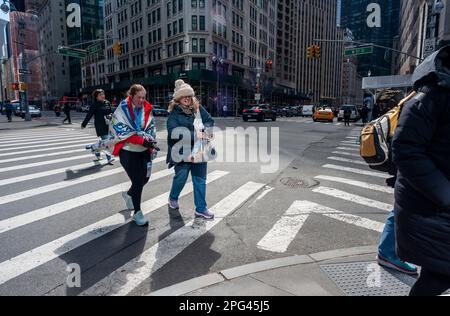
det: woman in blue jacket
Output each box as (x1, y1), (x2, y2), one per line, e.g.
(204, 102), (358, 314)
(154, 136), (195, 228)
(166, 80), (215, 219)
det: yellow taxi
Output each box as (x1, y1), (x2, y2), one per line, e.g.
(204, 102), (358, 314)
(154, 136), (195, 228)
(313, 107), (335, 122)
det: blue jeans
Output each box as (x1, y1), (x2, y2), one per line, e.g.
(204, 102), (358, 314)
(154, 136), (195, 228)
(169, 163), (207, 212)
(378, 210), (397, 259)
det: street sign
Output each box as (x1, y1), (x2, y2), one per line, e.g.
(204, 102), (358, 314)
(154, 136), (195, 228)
(423, 38), (436, 59)
(87, 42), (103, 54)
(19, 69), (32, 75)
(255, 93), (261, 101)
(57, 46), (87, 59)
(344, 46), (373, 57)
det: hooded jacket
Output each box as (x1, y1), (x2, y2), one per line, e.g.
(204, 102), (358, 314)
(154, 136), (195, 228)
(81, 100), (112, 137)
(392, 45), (450, 275)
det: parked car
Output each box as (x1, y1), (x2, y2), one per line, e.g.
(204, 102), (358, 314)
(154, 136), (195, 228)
(152, 105), (169, 116)
(337, 105), (360, 122)
(313, 107), (334, 122)
(301, 104), (316, 117)
(281, 107), (295, 117)
(243, 104), (277, 122)
(292, 106), (303, 116)
(20, 104), (42, 118)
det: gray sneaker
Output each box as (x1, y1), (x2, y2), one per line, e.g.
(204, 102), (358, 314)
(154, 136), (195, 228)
(133, 210), (149, 226)
(122, 192), (134, 210)
(168, 199), (179, 209)
(195, 208), (215, 220)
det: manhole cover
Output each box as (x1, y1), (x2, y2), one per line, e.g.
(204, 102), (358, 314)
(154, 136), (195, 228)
(280, 177), (319, 189)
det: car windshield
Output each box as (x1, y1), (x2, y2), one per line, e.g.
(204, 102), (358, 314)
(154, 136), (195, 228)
(341, 106), (355, 111)
(29, 106), (37, 110)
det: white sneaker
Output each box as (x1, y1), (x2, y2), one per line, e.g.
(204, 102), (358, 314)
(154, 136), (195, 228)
(122, 192), (134, 210)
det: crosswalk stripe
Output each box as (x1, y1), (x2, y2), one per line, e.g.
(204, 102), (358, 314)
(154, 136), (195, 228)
(327, 156), (366, 165)
(0, 141), (96, 157)
(295, 201), (384, 232)
(0, 154), (93, 173)
(0, 129), (77, 138)
(0, 135), (98, 150)
(0, 137), (98, 152)
(346, 136), (358, 139)
(323, 164), (389, 179)
(312, 186), (392, 212)
(336, 146), (359, 152)
(257, 200), (385, 254)
(82, 180), (264, 296)
(0, 160), (110, 187)
(314, 175), (394, 194)
(0, 133), (87, 143)
(340, 141), (360, 146)
(332, 151), (362, 158)
(257, 201), (309, 253)
(0, 162), (170, 234)
(0, 148), (86, 164)
(0, 170), (228, 286)
(0, 157), (166, 206)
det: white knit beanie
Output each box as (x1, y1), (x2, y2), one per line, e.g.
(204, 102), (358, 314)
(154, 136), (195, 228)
(173, 79), (195, 101)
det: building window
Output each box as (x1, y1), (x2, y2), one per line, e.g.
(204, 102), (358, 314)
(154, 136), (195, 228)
(192, 16), (198, 30)
(199, 16), (205, 30)
(192, 38), (198, 53)
(199, 38), (205, 53)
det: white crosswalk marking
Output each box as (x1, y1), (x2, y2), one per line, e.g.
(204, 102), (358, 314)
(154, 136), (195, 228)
(323, 164), (389, 178)
(256, 200), (385, 253)
(312, 186), (392, 212)
(314, 175), (394, 194)
(0, 141), (96, 157)
(0, 133), (88, 143)
(336, 146), (359, 152)
(82, 181), (265, 296)
(0, 157), (166, 206)
(332, 151), (361, 158)
(0, 148), (86, 164)
(327, 156), (366, 165)
(0, 154), (93, 173)
(0, 170), (228, 286)
(0, 136), (96, 150)
(0, 137), (98, 155)
(257, 202), (309, 253)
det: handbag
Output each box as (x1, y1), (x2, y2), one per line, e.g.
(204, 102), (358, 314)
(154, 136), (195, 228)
(190, 111), (217, 163)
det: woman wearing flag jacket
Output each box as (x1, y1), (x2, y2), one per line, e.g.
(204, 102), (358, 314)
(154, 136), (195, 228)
(110, 84), (159, 226)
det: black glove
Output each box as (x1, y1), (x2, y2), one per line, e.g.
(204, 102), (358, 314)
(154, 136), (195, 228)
(143, 139), (160, 152)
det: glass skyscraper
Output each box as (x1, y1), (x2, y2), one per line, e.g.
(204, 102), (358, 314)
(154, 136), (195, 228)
(340, 0), (400, 76)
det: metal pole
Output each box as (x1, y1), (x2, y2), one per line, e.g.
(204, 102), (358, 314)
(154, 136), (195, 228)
(19, 17), (30, 121)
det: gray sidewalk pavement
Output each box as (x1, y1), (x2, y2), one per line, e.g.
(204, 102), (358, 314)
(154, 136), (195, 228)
(148, 246), (423, 296)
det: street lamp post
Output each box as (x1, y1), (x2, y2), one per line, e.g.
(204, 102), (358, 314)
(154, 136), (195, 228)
(1, 0), (38, 122)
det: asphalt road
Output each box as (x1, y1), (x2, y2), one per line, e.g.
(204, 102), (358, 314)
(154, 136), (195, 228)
(0, 116), (391, 296)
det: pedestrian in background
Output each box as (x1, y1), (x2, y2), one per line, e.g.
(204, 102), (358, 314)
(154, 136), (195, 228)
(4, 100), (12, 123)
(82, 89), (115, 164)
(62, 102), (72, 124)
(392, 45), (450, 296)
(111, 84), (159, 227)
(343, 107), (351, 126)
(167, 79), (215, 220)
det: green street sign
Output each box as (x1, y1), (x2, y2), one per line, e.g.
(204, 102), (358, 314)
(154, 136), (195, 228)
(57, 46), (87, 59)
(87, 42), (103, 54)
(344, 46), (373, 56)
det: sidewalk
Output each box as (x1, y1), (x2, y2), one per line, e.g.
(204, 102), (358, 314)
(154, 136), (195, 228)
(148, 246), (422, 296)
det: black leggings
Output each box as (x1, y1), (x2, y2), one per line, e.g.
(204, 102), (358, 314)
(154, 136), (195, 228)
(410, 268), (450, 296)
(119, 149), (151, 213)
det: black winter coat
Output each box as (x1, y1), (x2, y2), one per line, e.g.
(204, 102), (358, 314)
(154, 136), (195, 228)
(392, 45), (450, 276)
(81, 100), (113, 137)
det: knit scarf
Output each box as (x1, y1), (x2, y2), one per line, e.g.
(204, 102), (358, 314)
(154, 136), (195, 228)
(178, 103), (195, 116)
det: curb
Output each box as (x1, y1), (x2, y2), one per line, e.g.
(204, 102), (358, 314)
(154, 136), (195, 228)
(148, 245), (377, 296)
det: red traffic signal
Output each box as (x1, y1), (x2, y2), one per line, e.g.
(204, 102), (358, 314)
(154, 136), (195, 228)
(11, 83), (19, 90)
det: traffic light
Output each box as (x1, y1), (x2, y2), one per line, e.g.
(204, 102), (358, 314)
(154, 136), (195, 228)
(11, 83), (19, 91)
(113, 41), (122, 56)
(314, 45), (321, 58)
(307, 45), (315, 58)
(265, 59), (273, 72)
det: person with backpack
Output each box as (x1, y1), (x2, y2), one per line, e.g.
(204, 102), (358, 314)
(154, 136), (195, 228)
(392, 45), (450, 296)
(81, 89), (115, 164)
(4, 100), (12, 123)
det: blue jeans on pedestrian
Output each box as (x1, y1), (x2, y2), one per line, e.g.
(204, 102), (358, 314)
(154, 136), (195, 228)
(169, 163), (208, 213)
(378, 210), (397, 259)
